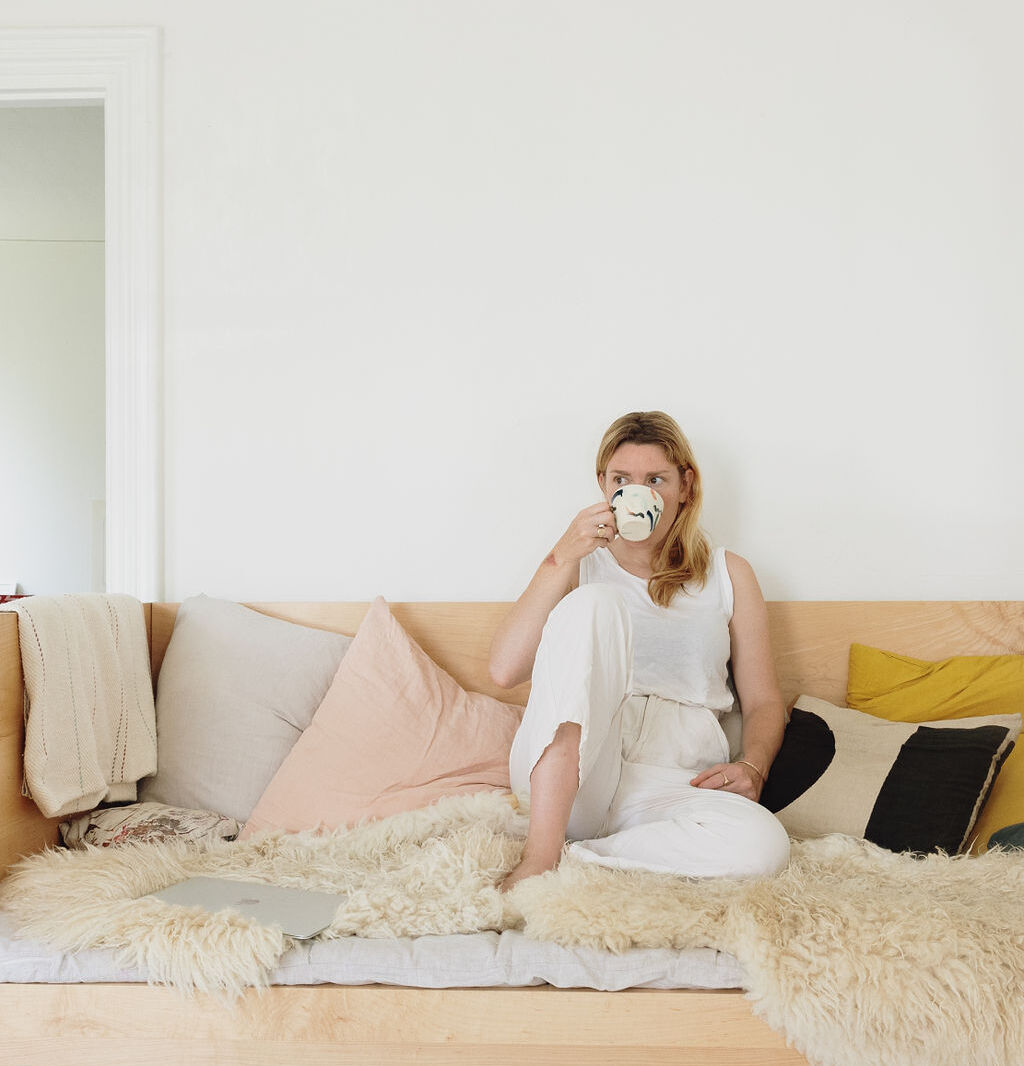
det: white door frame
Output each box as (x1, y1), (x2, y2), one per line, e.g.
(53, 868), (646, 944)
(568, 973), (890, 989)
(0, 27), (162, 600)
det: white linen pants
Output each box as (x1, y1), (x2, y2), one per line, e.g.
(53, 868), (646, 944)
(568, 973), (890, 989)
(509, 584), (791, 878)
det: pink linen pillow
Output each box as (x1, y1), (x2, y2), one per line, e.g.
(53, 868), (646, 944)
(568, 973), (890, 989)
(241, 597), (523, 838)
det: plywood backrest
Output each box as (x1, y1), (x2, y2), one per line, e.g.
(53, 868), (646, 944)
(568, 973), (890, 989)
(151, 600), (1024, 710)
(766, 601), (1024, 706)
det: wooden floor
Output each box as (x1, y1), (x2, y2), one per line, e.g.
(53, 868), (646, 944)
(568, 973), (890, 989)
(1, 984), (809, 1065)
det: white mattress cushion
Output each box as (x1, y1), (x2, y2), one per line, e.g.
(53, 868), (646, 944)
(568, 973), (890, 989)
(0, 908), (743, 990)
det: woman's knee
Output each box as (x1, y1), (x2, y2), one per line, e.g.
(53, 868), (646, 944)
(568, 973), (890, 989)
(532, 583), (633, 695)
(654, 796), (790, 879)
(545, 584), (632, 668)
(728, 804), (791, 878)
(548, 582), (630, 632)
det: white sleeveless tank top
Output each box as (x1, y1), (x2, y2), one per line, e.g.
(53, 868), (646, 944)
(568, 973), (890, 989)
(578, 544), (735, 714)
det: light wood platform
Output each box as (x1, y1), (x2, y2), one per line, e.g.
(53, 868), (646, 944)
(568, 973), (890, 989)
(1, 985), (807, 1065)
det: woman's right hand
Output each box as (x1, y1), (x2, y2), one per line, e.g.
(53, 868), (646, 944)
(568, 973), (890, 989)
(548, 501), (617, 569)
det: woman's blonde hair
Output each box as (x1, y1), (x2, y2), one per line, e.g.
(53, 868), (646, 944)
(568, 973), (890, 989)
(596, 411), (711, 606)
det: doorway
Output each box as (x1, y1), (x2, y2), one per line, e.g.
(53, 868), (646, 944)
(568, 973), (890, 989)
(0, 103), (105, 595)
(0, 28), (162, 599)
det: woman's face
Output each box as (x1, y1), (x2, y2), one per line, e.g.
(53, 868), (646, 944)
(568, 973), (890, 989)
(599, 442), (694, 547)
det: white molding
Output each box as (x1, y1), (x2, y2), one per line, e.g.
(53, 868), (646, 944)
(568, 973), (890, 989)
(0, 28), (163, 600)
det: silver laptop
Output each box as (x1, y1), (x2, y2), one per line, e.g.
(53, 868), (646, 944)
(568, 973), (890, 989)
(149, 876), (341, 940)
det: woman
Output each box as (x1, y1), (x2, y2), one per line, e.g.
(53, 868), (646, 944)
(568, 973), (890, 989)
(490, 411), (790, 892)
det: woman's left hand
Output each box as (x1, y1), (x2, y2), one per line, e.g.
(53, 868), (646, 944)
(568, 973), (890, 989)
(691, 761), (762, 802)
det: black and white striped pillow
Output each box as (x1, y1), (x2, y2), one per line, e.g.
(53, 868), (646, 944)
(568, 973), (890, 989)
(760, 695), (1021, 855)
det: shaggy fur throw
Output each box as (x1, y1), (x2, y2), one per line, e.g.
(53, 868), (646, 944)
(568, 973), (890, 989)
(3, 791), (1023, 1066)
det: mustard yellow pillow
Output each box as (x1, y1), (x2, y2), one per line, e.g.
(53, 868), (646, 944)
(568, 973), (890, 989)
(847, 644), (1024, 851)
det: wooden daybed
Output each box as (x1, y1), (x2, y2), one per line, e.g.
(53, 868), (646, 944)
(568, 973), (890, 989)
(2, 599), (1023, 1066)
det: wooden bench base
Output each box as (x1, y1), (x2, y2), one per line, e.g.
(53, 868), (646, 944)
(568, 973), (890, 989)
(0, 984), (807, 1065)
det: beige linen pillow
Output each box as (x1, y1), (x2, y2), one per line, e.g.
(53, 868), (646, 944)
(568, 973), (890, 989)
(139, 595), (352, 823)
(241, 597), (523, 838)
(761, 694), (1021, 854)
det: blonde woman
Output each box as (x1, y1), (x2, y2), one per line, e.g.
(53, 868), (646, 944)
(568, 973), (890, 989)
(491, 411), (790, 891)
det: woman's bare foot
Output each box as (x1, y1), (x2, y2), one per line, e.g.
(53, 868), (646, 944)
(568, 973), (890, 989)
(500, 722), (581, 893)
(499, 850), (560, 893)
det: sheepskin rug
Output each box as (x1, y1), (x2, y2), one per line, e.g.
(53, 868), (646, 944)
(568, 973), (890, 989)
(3, 791), (1024, 1066)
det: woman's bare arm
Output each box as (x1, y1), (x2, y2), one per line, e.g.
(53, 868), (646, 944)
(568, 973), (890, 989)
(691, 551), (785, 800)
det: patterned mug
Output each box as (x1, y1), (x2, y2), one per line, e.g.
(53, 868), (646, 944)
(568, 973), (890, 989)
(610, 485), (664, 542)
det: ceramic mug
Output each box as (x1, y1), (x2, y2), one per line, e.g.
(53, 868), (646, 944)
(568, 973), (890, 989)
(610, 485), (664, 542)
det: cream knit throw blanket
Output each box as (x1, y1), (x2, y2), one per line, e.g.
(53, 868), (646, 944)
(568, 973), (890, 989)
(3, 791), (1024, 1066)
(1, 594), (156, 817)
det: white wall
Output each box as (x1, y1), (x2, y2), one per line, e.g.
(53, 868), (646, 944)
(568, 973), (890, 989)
(0, 104), (105, 595)
(3, 2), (1021, 603)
